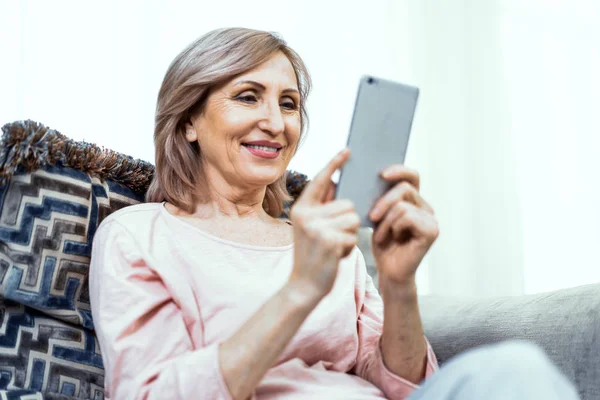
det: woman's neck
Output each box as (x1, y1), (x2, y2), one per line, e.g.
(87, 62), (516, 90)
(193, 197), (268, 221)
(191, 172), (271, 222)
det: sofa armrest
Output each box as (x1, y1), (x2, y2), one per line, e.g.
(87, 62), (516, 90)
(418, 283), (600, 399)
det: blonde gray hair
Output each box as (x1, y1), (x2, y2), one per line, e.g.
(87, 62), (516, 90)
(146, 27), (311, 217)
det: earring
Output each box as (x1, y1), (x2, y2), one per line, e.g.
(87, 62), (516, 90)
(186, 129), (196, 141)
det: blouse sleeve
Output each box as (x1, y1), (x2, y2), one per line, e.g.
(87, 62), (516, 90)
(89, 219), (234, 400)
(351, 249), (439, 400)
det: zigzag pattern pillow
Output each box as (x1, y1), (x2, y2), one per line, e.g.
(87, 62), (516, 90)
(0, 164), (144, 398)
(0, 165), (143, 328)
(0, 300), (104, 400)
(0, 120), (158, 399)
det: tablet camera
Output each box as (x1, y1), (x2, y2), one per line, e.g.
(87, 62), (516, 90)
(367, 77), (375, 84)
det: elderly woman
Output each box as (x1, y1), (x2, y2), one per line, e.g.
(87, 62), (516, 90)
(89, 28), (579, 400)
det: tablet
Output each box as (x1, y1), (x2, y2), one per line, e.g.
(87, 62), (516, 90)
(335, 76), (419, 228)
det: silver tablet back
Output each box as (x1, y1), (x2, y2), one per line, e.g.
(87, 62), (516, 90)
(335, 76), (419, 227)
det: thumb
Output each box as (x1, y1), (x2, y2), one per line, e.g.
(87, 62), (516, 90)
(299, 148), (349, 204)
(323, 180), (337, 203)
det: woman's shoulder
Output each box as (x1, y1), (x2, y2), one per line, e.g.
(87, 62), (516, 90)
(92, 202), (177, 270)
(96, 202), (162, 237)
(103, 201), (161, 221)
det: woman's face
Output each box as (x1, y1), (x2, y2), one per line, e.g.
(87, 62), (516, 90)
(187, 51), (301, 191)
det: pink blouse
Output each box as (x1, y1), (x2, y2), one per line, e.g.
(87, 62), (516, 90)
(89, 203), (438, 399)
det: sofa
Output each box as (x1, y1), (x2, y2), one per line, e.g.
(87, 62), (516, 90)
(0, 120), (597, 399)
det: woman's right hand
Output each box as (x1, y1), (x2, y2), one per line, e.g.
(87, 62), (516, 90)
(288, 148), (361, 301)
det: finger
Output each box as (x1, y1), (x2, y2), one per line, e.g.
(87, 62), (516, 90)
(391, 207), (437, 240)
(336, 231), (359, 258)
(370, 182), (422, 222)
(312, 199), (355, 218)
(337, 231), (359, 247)
(340, 238), (358, 258)
(375, 203), (439, 244)
(318, 229), (358, 257)
(325, 212), (361, 233)
(289, 199), (354, 228)
(420, 197), (435, 215)
(380, 165), (420, 190)
(299, 149), (350, 203)
(374, 201), (408, 243)
(323, 180), (337, 203)
(380, 210), (418, 245)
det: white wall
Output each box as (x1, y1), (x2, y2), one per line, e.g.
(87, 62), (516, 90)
(499, 1), (600, 294)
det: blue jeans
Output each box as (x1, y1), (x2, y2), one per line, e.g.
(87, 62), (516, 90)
(407, 341), (580, 399)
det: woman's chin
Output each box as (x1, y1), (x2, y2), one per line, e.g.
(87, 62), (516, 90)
(240, 167), (285, 187)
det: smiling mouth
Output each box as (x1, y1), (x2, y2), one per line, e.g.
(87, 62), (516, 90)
(241, 144), (281, 153)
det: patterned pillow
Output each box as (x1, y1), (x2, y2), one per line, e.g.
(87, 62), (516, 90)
(0, 300), (104, 400)
(0, 121), (153, 399)
(0, 120), (309, 399)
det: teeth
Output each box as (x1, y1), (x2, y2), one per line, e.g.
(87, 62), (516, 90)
(245, 144), (278, 152)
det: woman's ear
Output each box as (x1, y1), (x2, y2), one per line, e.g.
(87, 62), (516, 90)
(184, 120), (198, 143)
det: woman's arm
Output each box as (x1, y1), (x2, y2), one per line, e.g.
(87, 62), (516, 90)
(219, 280), (320, 399)
(90, 220), (321, 400)
(352, 250), (438, 400)
(362, 163), (440, 394)
(379, 278), (428, 384)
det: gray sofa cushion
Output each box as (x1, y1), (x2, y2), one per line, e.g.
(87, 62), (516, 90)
(419, 283), (600, 400)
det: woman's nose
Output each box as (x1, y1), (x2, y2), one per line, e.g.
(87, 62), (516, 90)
(257, 102), (285, 136)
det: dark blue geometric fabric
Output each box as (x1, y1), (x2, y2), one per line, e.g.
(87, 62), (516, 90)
(0, 166), (143, 398)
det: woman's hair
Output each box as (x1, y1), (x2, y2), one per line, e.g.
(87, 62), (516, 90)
(146, 27), (311, 217)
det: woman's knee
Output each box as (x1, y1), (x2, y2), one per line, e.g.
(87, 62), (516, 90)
(443, 340), (560, 380)
(417, 341), (579, 399)
(484, 340), (554, 372)
(408, 340), (579, 400)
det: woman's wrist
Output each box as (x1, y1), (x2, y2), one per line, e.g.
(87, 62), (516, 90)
(379, 275), (418, 304)
(282, 280), (323, 312)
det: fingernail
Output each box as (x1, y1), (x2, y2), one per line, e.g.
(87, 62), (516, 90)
(370, 208), (379, 220)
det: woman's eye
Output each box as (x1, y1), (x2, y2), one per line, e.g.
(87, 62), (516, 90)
(237, 94), (258, 103)
(281, 99), (297, 110)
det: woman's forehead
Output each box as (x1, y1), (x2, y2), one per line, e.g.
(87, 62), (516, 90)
(229, 53), (299, 91)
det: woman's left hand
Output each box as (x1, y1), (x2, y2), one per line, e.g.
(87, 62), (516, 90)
(369, 165), (439, 286)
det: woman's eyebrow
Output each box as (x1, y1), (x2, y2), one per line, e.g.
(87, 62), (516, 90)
(234, 80), (299, 95)
(282, 87), (300, 95)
